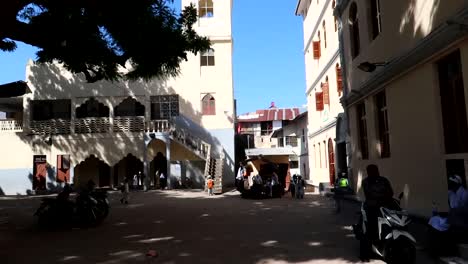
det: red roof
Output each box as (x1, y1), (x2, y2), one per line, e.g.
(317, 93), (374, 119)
(237, 108), (300, 123)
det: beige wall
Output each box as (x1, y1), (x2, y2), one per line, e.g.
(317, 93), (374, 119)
(299, 0), (344, 186)
(340, 0), (465, 94)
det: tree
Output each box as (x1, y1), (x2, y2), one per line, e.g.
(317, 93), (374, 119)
(0, 0), (211, 83)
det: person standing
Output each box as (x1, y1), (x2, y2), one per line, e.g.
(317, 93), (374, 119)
(120, 178), (130, 204)
(236, 162), (245, 192)
(206, 176), (215, 196)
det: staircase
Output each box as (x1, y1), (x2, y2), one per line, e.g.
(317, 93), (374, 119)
(146, 118), (226, 192)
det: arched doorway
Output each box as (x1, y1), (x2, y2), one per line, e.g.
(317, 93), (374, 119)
(74, 155), (111, 187)
(328, 138), (336, 185)
(113, 154), (144, 187)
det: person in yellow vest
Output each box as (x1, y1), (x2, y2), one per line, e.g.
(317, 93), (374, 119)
(334, 172), (353, 213)
(206, 176), (215, 196)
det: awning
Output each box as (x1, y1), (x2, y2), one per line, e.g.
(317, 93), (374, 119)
(0, 81), (31, 98)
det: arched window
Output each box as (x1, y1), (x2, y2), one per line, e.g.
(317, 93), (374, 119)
(348, 2), (360, 59)
(323, 20), (327, 49)
(114, 97), (145, 117)
(76, 98), (109, 118)
(202, 94), (216, 115)
(199, 0), (214, 18)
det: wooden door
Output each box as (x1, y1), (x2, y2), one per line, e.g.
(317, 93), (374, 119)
(33, 155), (47, 190)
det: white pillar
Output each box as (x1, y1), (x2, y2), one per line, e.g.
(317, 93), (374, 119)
(166, 139), (172, 189)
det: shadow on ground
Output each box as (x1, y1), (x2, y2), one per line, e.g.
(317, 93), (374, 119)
(0, 191), (431, 264)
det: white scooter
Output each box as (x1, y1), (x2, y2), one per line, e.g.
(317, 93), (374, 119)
(353, 192), (417, 264)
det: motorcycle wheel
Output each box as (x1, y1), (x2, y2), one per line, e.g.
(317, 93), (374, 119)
(384, 237), (416, 264)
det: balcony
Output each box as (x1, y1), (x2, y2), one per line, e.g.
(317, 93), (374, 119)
(114, 116), (145, 132)
(145, 120), (172, 133)
(0, 119), (23, 132)
(30, 119), (71, 134)
(74, 117), (110, 134)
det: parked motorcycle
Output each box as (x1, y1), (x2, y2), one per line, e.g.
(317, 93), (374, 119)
(34, 188), (109, 228)
(353, 192), (416, 264)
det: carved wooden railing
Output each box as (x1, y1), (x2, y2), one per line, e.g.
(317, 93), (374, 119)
(114, 116), (145, 132)
(145, 120), (172, 133)
(74, 117), (110, 134)
(30, 119), (71, 134)
(0, 119), (23, 132)
(169, 127), (211, 160)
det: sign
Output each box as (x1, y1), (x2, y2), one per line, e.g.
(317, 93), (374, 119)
(34, 155), (47, 163)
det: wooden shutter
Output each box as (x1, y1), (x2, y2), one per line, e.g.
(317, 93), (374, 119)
(336, 67), (343, 95)
(322, 82), (330, 105)
(313, 41), (321, 59)
(315, 91), (324, 111)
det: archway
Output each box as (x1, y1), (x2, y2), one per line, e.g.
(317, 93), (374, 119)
(113, 154), (144, 188)
(328, 138), (336, 185)
(74, 155), (111, 187)
(147, 139), (167, 188)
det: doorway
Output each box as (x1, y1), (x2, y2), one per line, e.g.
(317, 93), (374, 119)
(328, 138), (336, 185)
(33, 155), (47, 190)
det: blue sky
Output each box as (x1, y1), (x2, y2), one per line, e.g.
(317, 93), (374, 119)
(0, 0), (306, 115)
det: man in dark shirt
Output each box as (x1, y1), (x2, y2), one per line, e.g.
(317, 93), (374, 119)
(360, 164), (394, 260)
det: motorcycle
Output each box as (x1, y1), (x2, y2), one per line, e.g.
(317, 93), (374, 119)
(34, 188), (110, 228)
(353, 192), (416, 264)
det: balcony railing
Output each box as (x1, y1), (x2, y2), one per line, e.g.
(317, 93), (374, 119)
(145, 120), (172, 133)
(170, 128), (210, 160)
(30, 119), (71, 134)
(0, 119), (23, 132)
(75, 117), (110, 134)
(114, 116), (145, 132)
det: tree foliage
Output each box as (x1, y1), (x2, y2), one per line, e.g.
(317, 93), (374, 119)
(0, 0), (211, 82)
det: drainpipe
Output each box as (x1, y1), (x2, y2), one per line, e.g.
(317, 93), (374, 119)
(335, 2), (354, 189)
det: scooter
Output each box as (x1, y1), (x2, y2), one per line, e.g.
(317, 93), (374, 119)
(353, 192), (416, 264)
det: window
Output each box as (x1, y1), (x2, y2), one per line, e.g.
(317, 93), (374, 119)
(438, 50), (468, 154)
(332, 0), (338, 32)
(31, 100), (71, 120)
(198, 0), (213, 18)
(76, 98), (109, 118)
(315, 91), (324, 111)
(313, 30), (321, 60)
(313, 144), (316, 167)
(375, 91), (390, 157)
(323, 140), (327, 168)
(202, 94), (216, 115)
(114, 97), (145, 117)
(200, 49), (215, 66)
(318, 143), (322, 168)
(370, 0), (382, 39)
(323, 20), (327, 49)
(150, 95), (179, 120)
(284, 136), (298, 147)
(261, 121), (273, 135)
(323, 77), (330, 106)
(290, 161), (299, 169)
(336, 63), (343, 96)
(348, 2), (360, 59)
(357, 103), (369, 159)
(302, 129), (305, 143)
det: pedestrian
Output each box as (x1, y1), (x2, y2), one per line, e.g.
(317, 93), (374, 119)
(236, 162), (245, 192)
(159, 172), (167, 190)
(206, 176), (215, 196)
(120, 178), (130, 204)
(296, 175), (305, 199)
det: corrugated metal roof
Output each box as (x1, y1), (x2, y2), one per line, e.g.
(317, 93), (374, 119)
(237, 107), (300, 123)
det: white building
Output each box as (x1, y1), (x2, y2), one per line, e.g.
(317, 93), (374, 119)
(0, 0), (235, 195)
(295, 0), (348, 191)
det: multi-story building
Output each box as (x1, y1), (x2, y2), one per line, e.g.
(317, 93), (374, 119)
(270, 112), (309, 177)
(295, 0), (348, 190)
(335, 0), (468, 216)
(0, 0), (234, 195)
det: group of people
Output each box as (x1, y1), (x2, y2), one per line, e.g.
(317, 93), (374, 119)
(354, 164), (468, 260)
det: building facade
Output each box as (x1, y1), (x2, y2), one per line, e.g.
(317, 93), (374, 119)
(335, 0), (468, 216)
(296, 0), (347, 190)
(0, 0), (235, 195)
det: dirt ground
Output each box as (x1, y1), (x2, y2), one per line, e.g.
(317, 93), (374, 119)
(0, 190), (436, 264)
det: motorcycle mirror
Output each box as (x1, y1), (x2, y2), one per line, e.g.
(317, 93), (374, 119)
(398, 192), (404, 200)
